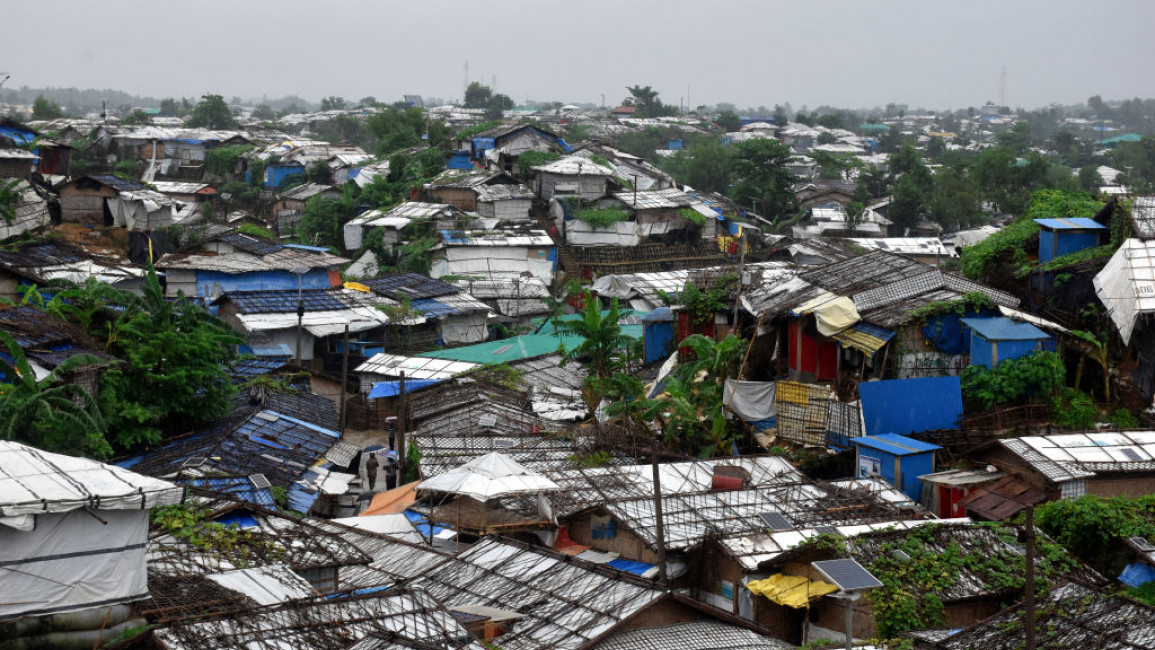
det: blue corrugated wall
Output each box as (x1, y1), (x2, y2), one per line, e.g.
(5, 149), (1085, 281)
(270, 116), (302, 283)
(643, 322), (675, 365)
(859, 376), (963, 435)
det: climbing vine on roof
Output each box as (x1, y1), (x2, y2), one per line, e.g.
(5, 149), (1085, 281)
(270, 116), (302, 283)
(960, 190), (1104, 282)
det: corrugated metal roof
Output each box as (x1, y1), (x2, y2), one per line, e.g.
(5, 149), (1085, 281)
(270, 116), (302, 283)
(1033, 217), (1106, 230)
(225, 289), (348, 314)
(852, 433), (941, 455)
(611, 188), (694, 210)
(960, 317), (1047, 341)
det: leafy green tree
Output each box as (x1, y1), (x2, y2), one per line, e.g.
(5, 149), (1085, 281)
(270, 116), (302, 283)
(995, 121), (1033, 155)
(1069, 329), (1111, 402)
(623, 85), (675, 118)
(715, 111), (742, 132)
(662, 139), (733, 194)
(186, 94), (237, 129)
(367, 106), (450, 155)
(484, 93), (514, 120)
(619, 334), (747, 458)
(120, 109), (152, 126)
(925, 136), (946, 161)
(0, 331), (110, 457)
(296, 185), (357, 249)
(464, 82), (492, 109)
(1077, 165), (1103, 192)
(99, 266), (239, 449)
(729, 139), (798, 222)
(251, 104), (276, 121)
(319, 96), (347, 111)
(558, 295), (632, 381)
(159, 98), (181, 117)
(928, 166), (982, 230)
(32, 95), (64, 120)
(1112, 136), (1155, 193)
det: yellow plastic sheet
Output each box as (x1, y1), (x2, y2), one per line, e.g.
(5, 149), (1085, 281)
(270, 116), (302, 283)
(746, 573), (838, 608)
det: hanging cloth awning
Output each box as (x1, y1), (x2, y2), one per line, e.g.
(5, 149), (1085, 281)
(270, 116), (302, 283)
(832, 321), (895, 355)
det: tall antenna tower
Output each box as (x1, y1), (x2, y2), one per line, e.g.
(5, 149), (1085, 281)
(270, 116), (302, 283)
(491, 74), (496, 92)
(463, 60), (469, 99)
(999, 65), (1006, 107)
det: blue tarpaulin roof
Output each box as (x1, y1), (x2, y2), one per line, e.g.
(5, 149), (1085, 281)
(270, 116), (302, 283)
(852, 433), (941, 456)
(213, 511), (260, 528)
(1033, 218), (1106, 230)
(642, 307), (675, 323)
(607, 559), (655, 576)
(960, 317), (1047, 341)
(859, 376), (963, 436)
(368, 378), (445, 400)
(1120, 562), (1155, 587)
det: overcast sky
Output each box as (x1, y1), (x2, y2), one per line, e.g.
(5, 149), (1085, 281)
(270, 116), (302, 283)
(4, 0), (1152, 111)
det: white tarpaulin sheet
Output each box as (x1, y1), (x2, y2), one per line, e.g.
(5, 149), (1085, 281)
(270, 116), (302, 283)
(416, 452), (561, 501)
(794, 293), (860, 336)
(0, 509), (150, 620)
(205, 564), (315, 605)
(723, 379), (777, 422)
(0, 441), (182, 525)
(1094, 239), (1155, 344)
(441, 313), (489, 345)
(567, 220), (641, 247)
(331, 514), (423, 544)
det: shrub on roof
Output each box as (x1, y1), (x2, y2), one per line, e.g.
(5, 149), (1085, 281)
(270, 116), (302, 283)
(574, 208), (628, 229)
(960, 189), (1103, 282)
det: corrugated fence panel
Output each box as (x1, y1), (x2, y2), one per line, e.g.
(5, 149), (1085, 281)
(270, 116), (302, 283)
(858, 376), (962, 436)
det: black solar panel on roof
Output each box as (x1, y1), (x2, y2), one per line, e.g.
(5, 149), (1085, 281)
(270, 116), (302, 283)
(814, 525), (842, 536)
(365, 273), (459, 300)
(227, 289), (347, 314)
(218, 232), (283, 256)
(1121, 448), (1144, 461)
(812, 558), (884, 591)
(759, 512), (793, 531)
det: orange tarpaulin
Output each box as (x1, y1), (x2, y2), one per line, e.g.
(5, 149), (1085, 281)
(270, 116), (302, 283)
(359, 481), (420, 516)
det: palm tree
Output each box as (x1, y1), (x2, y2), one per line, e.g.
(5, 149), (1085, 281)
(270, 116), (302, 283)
(1070, 329), (1110, 403)
(558, 295), (631, 380)
(0, 330), (110, 457)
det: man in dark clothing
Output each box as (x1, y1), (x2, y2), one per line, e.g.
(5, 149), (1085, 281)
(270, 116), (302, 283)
(365, 453), (379, 491)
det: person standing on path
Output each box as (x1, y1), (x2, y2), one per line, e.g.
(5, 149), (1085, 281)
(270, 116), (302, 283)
(365, 452), (379, 491)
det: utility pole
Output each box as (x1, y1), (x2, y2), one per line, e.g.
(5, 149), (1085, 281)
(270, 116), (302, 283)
(1024, 505), (1037, 650)
(732, 232), (746, 326)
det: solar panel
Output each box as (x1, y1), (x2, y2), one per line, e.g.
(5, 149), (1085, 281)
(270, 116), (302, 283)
(891, 549), (911, 562)
(814, 526), (842, 536)
(1131, 536), (1155, 552)
(812, 558), (884, 591)
(478, 414), (498, 427)
(1121, 448), (1144, 461)
(759, 512), (793, 531)
(181, 456), (208, 469)
(249, 474), (272, 489)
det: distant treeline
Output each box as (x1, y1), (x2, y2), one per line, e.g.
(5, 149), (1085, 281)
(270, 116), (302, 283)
(0, 86), (314, 116)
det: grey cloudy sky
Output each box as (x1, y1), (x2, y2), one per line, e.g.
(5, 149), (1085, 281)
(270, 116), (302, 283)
(4, 0), (1153, 110)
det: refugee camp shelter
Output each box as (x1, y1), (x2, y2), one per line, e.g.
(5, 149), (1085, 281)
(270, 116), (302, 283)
(1034, 217), (1106, 263)
(0, 441), (183, 620)
(960, 317), (1048, 368)
(851, 434), (941, 501)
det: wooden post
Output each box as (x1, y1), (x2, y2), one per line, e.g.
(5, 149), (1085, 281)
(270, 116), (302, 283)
(397, 372), (407, 487)
(339, 324), (350, 431)
(651, 443), (668, 582)
(1025, 505), (1037, 650)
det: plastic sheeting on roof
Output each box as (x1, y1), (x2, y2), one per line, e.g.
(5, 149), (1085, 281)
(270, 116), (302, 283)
(0, 440), (182, 529)
(1094, 238), (1155, 344)
(723, 379), (777, 422)
(416, 452), (561, 501)
(331, 514), (424, 544)
(792, 293), (860, 336)
(205, 564), (315, 605)
(746, 573), (838, 608)
(368, 378), (445, 400)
